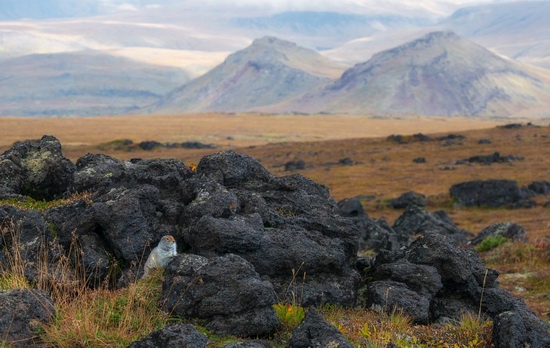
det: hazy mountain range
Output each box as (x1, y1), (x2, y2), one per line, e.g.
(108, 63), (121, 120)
(0, 0), (549, 117)
(153, 33), (550, 117)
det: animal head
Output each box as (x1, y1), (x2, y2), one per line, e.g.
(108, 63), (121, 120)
(159, 235), (177, 256)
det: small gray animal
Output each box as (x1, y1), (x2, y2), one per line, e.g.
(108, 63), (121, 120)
(142, 235), (177, 278)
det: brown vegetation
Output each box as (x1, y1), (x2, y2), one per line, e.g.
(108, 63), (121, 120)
(1, 113), (549, 332)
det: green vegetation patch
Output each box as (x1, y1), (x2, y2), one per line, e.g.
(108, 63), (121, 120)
(476, 235), (508, 252)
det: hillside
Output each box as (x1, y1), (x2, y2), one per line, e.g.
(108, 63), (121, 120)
(280, 31), (550, 117)
(150, 37), (345, 114)
(441, 1), (550, 69)
(0, 51), (190, 116)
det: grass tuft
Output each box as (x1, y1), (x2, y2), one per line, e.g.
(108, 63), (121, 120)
(0, 191), (92, 212)
(1, 220), (172, 347)
(475, 235), (508, 252)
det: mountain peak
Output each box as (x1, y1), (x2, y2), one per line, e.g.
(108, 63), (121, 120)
(251, 36), (297, 48)
(152, 37), (344, 113)
(284, 31), (549, 117)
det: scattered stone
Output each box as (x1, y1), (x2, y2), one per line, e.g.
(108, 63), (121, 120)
(437, 134), (465, 141)
(386, 133), (432, 144)
(179, 141), (216, 149)
(413, 133), (433, 142)
(128, 324), (207, 348)
(470, 222), (527, 245)
(461, 152), (523, 165)
(223, 341), (273, 348)
(387, 134), (404, 144)
(139, 140), (216, 151)
(478, 138), (492, 144)
(289, 308), (354, 348)
(450, 180), (534, 208)
(139, 141), (163, 151)
(413, 157), (426, 163)
(338, 157), (354, 166)
(337, 198), (366, 218)
(389, 191), (426, 209)
(528, 181), (550, 195)
(0, 288), (56, 346)
(498, 123), (523, 129)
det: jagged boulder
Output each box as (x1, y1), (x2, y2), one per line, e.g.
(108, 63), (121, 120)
(0, 206), (68, 284)
(127, 324), (207, 348)
(285, 160), (306, 171)
(462, 152), (523, 165)
(450, 179), (534, 208)
(180, 151), (360, 306)
(469, 222), (527, 245)
(493, 310), (550, 348)
(160, 253), (280, 337)
(392, 205), (470, 245)
(389, 191), (426, 209)
(337, 198), (408, 252)
(337, 198), (366, 218)
(528, 181), (550, 195)
(223, 342), (273, 348)
(367, 280), (432, 324)
(74, 155), (192, 198)
(92, 185), (179, 265)
(289, 308), (354, 348)
(197, 150), (273, 188)
(0, 288), (55, 346)
(0, 135), (75, 200)
(44, 200), (113, 286)
(360, 233), (550, 344)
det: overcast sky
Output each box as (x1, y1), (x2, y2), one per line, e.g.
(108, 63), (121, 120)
(106, 0), (524, 16)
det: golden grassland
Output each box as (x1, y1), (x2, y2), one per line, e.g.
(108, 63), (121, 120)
(1, 113), (549, 346)
(0, 113), (503, 159)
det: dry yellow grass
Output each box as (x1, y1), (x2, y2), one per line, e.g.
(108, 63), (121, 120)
(0, 113), (502, 159)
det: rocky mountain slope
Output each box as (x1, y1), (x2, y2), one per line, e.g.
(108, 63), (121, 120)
(0, 51), (190, 116)
(441, 1), (550, 69)
(279, 31), (550, 117)
(150, 36), (345, 114)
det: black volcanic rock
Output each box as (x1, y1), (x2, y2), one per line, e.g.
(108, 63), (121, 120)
(359, 232), (550, 342)
(337, 198), (366, 218)
(289, 308), (354, 348)
(528, 181), (550, 195)
(128, 324), (207, 348)
(470, 222), (527, 245)
(0, 289), (56, 346)
(160, 254), (280, 337)
(450, 180), (534, 208)
(390, 191), (427, 209)
(392, 204), (470, 245)
(461, 152), (523, 165)
(0, 135), (75, 200)
(285, 160), (306, 171)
